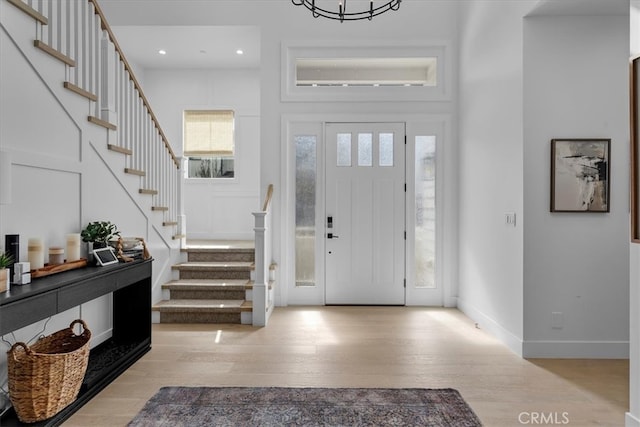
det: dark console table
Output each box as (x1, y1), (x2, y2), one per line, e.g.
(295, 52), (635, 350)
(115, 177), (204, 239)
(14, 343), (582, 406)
(0, 258), (152, 426)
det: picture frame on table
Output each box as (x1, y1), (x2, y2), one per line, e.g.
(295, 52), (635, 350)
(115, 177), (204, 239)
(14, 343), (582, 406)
(93, 246), (119, 266)
(550, 138), (610, 213)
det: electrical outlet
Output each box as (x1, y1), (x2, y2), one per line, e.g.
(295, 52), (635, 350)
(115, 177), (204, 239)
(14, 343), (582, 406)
(505, 212), (516, 226)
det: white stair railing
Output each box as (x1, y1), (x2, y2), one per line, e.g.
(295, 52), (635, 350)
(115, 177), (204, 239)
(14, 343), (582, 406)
(252, 184), (274, 327)
(11, 0), (180, 228)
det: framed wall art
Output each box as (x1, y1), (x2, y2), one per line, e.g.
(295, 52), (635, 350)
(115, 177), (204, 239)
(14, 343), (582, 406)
(631, 55), (640, 241)
(550, 138), (610, 213)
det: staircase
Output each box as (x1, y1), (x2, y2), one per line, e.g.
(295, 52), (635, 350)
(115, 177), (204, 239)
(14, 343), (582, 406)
(3, 0), (182, 239)
(3, 0), (276, 327)
(152, 241), (256, 325)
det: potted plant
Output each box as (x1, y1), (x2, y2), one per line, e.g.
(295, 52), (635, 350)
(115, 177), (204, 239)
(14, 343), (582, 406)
(81, 221), (120, 246)
(0, 251), (14, 292)
(81, 221), (120, 262)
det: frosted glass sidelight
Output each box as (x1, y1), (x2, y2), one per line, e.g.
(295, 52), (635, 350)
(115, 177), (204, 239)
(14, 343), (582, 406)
(337, 133), (352, 166)
(358, 133), (373, 166)
(415, 136), (436, 288)
(379, 133), (394, 166)
(295, 135), (317, 287)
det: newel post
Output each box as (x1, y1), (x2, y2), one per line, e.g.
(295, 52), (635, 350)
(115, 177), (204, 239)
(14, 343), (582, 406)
(178, 157), (186, 248)
(252, 211), (268, 326)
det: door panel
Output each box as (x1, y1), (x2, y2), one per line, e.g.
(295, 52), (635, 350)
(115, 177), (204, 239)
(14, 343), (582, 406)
(325, 123), (405, 305)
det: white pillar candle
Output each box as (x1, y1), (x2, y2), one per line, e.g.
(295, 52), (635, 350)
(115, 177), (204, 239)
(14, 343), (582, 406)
(66, 233), (81, 262)
(27, 238), (44, 270)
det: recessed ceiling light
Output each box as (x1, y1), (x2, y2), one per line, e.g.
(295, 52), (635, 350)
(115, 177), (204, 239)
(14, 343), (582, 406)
(236, 49), (244, 55)
(158, 49), (167, 55)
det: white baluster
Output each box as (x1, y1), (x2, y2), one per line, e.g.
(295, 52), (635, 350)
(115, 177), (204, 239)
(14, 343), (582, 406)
(92, 11), (101, 118)
(87, 1), (95, 97)
(44, 0), (53, 46)
(64, 0), (73, 82)
(100, 30), (117, 126)
(55, 0), (62, 53)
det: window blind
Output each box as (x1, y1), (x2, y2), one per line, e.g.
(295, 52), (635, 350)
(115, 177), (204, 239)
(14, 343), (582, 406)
(184, 110), (234, 156)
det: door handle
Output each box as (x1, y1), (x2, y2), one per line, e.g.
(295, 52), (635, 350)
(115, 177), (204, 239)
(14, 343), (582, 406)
(327, 233), (339, 239)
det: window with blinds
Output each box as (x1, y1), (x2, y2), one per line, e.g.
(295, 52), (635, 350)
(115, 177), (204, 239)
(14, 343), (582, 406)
(183, 110), (235, 178)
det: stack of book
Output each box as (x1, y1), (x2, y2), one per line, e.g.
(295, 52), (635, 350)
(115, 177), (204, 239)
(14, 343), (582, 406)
(109, 238), (145, 261)
(121, 246), (145, 261)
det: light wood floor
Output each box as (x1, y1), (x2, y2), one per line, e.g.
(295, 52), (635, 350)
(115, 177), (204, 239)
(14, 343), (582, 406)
(66, 307), (628, 426)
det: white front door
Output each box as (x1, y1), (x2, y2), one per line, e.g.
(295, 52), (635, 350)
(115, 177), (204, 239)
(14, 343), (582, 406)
(325, 123), (406, 305)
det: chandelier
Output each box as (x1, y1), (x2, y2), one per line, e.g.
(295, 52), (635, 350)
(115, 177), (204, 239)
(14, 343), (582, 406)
(291, 0), (402, 22)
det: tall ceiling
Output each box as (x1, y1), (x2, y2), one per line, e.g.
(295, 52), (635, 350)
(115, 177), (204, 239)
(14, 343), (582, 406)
(104, 0), (629, 71)
(529, 0), (629, 16)
(111, 25), (261, 69)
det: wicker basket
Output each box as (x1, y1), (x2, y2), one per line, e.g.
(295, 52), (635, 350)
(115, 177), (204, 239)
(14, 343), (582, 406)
(7, 319), (91, 423)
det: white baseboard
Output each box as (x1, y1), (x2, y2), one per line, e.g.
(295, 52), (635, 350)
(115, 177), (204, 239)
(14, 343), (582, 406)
(457, 297), (523, 357)
(627, 412), (640, 427)
(523, 340), (629, 359)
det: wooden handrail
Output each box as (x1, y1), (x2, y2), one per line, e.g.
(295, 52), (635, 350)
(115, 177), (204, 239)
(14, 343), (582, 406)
(262, 184), (274, 212)
(88, 0), (179, 169)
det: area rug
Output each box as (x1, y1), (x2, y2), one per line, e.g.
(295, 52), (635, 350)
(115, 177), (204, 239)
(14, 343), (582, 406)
(127, 387), (482, 426)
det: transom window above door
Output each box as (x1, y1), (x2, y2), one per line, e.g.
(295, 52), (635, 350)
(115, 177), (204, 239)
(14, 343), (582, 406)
(295, 57), (436, 87)
(282, 42), (451, 102)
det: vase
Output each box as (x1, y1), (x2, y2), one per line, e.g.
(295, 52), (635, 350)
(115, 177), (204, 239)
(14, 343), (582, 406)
(0, 268), (8, 292)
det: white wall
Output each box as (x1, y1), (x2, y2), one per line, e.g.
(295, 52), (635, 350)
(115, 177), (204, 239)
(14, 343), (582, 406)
(0, 1), (179, 411)
(141, 69), (261, 240)
(523, 14), (630, 358)
(629, 1), (640, 424)
(457, 1), (535, 355)
(95, 0), (634, 377)
(101, 0), (461, 306)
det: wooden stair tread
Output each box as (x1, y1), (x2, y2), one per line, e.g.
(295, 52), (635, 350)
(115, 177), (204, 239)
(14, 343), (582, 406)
(140, 188), (158, 195)
(163, 279), (249, 291)
(246, 280), (276, 290)
(34, 40), (75, 66)
(88, 115), (117, 130)
(64, 82), (98, 101)
(124, 167), (145, 176)
(172, 262), (253, 271)
(163, 221), (178, 226)
(181, 247), (254, 254)
(7, 0), (48, 24)
(183, 240), (254, 251)
(107, 144), (132, 155)
(152, 206), (168, 211)
(153, 299), (252, 312)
